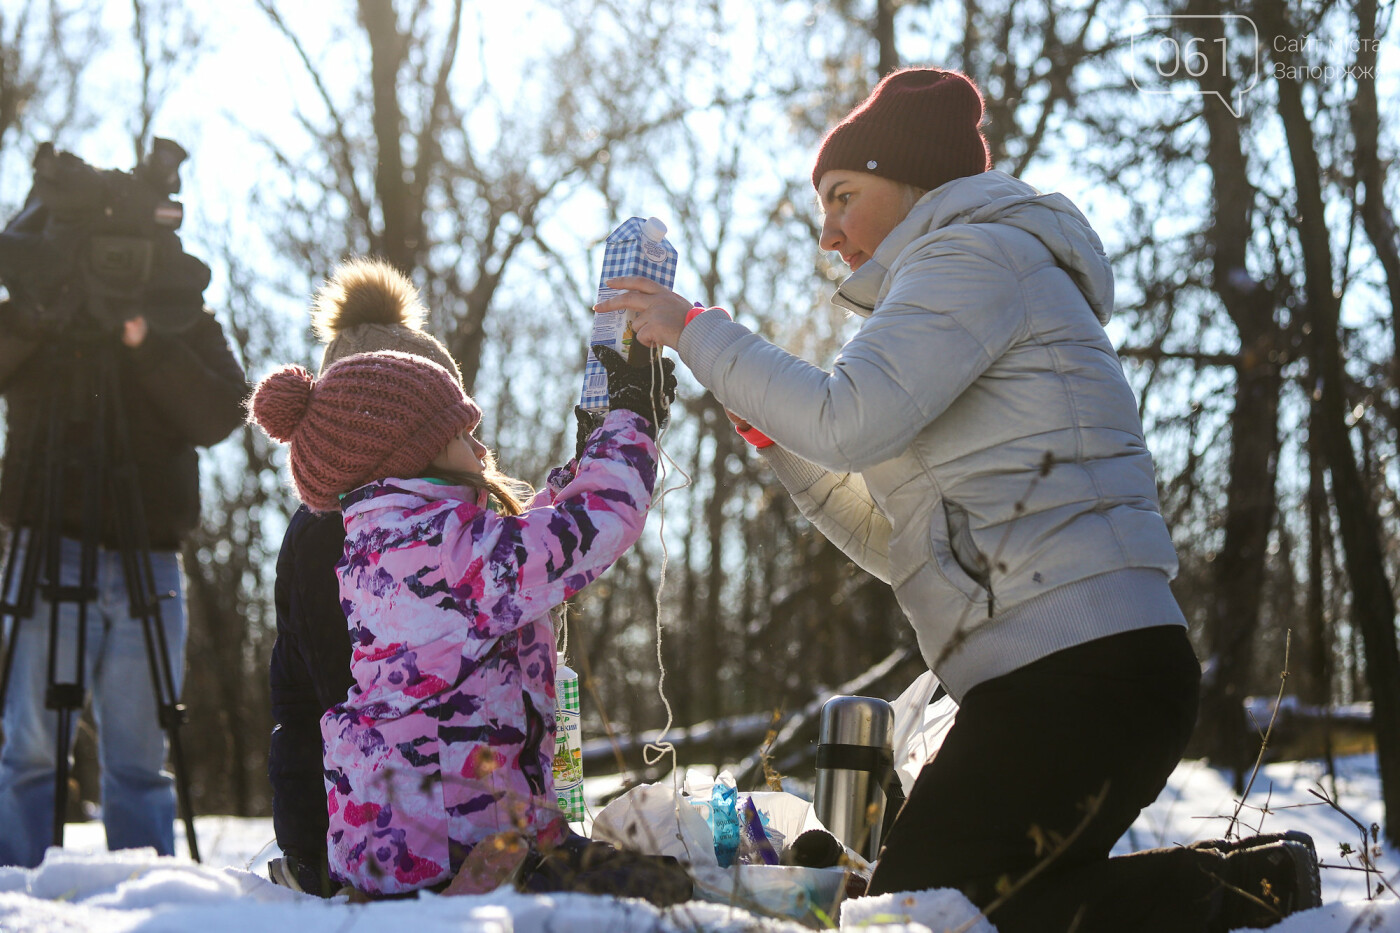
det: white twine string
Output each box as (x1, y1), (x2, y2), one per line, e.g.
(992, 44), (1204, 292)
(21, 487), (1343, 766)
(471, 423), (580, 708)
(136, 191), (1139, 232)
(639, 347), (698, 862)
(641, 348), (691, 773)
(563, 348), (693, 831)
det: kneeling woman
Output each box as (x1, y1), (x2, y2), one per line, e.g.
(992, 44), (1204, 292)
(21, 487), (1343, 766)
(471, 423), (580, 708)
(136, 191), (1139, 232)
(597, 68), (1319, 932)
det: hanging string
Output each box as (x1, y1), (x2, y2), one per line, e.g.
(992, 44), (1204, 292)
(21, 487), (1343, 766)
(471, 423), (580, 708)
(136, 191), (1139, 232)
(641, 346), (691, 774)
(560, 345), (693, 832)
(636, 345), (700, 864)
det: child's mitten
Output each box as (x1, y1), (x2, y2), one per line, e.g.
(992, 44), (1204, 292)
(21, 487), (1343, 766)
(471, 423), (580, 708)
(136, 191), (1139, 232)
(591, 344), (677, 432)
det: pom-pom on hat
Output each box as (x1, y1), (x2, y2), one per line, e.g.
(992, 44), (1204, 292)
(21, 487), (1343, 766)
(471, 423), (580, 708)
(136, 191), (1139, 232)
(312, 257), (463, 384)
(811, 68), (991, 193)
(248, 350), (481, 512)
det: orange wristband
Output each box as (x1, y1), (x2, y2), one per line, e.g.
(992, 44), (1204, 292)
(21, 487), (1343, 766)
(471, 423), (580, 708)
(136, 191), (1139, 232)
(737, 424), (774, 449)
(685, 303), (731, 327)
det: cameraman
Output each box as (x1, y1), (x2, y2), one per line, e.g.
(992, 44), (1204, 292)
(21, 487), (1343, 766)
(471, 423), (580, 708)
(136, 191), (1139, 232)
(0, 303), (247, 867)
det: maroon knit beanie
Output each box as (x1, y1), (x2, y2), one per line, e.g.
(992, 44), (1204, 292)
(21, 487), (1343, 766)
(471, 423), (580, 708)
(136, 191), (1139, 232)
(811, 68), (991, 193)
(248, 350), (482, 512)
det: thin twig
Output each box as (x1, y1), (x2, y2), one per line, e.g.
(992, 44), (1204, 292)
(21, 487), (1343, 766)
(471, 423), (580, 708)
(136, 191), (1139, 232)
(1228, 632), (1291, 840)
(1343, 869), (1400, 933)
(1308, 783), (1397, 901)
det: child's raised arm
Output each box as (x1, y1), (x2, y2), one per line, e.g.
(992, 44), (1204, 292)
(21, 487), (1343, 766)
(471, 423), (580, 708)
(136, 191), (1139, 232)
(437, 408), (658, 642)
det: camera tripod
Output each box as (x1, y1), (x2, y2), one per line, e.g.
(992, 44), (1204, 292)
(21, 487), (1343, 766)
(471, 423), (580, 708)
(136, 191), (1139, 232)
(0, 329), (200, 862)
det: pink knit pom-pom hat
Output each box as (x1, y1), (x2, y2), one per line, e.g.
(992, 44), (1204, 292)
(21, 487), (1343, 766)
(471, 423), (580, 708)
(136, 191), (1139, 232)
(248, 350), (481, 512)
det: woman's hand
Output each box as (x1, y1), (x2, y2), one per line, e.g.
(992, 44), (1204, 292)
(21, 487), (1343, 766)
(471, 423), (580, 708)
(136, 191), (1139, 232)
(726, 407), (773, 449)
(592, 276), (691, 350)
(725, 409), (753, 432)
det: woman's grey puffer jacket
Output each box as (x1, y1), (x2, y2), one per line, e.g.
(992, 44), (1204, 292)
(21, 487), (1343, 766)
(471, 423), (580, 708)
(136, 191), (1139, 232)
(677, 171), (1186, 702)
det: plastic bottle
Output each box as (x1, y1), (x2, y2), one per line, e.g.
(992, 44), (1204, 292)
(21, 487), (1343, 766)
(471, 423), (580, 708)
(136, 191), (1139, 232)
(579, 216), (678, 412)
(553, 652), (585, 822)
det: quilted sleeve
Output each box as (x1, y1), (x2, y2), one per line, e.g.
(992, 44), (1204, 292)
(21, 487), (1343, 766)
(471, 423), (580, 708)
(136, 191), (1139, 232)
(762, 446), (893, 583)
(680, 239), (1025, 473)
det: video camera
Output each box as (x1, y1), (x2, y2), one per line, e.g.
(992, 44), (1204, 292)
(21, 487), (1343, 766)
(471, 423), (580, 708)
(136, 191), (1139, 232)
(0, 138), (211, 336)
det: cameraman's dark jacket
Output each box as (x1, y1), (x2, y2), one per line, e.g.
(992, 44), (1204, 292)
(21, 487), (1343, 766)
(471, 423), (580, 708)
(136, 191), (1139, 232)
(269, 504), (353, 894)
(0, 303), (248, 549)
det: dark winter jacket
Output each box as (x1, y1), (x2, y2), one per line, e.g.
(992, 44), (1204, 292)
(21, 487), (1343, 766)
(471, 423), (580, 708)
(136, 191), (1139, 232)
(0, 303), (248, 549)
(268, 504), (354, 892)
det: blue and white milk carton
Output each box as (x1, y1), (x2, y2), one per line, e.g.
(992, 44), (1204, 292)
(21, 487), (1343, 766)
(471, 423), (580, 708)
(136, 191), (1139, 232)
(580, 216), (678, 412)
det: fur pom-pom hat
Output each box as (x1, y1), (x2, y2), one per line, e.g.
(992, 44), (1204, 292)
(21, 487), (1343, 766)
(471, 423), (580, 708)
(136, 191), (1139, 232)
(312, 257), (463, 384)
(811, 68), (991, 193)
(249, 350), (481, 512)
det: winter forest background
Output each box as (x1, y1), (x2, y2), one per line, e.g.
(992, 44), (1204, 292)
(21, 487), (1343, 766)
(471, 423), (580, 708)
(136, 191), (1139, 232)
(2, 0), (1399, 851)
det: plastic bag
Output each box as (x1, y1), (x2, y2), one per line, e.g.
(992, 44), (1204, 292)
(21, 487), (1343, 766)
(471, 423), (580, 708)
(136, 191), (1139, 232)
(689, 792), (864, 920)
(889, 669), (959, 796)
(591, 781), (717, 866)
(692, 863), (849, 922)
(590, 779), (867, 864)
(738, 797), (781, 865)
(709, 779), (741, 867)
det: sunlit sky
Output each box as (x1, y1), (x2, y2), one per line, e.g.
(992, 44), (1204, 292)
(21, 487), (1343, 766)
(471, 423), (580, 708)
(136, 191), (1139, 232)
(6, 2), (578, 319)
(5, 0), (1398, 569)
(10, 0), (1398, 339)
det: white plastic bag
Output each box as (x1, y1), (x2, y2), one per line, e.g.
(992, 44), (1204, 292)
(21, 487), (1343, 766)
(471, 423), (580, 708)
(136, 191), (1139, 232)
(591, 781), (717, 866)
(888, 670), (959, 796)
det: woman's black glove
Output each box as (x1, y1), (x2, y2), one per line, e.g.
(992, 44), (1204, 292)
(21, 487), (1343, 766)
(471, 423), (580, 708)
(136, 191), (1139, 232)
(591, 344), (677, 432)
(574, 405), (605, 460)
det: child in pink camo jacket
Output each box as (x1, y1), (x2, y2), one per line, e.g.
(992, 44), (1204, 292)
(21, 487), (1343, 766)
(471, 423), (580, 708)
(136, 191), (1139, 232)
(248, 344), (674, 896)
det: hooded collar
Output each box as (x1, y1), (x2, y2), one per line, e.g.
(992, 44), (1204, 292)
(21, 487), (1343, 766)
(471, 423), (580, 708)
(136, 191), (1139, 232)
(832, 170), (1115, 324)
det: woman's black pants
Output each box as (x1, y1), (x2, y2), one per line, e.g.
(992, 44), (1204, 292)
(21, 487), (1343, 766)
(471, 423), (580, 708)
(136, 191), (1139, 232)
(868, 625), (1229, 933)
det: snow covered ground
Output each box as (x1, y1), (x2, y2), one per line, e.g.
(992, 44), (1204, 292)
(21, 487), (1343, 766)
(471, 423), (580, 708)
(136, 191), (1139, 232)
(0, 755), (1396, 932)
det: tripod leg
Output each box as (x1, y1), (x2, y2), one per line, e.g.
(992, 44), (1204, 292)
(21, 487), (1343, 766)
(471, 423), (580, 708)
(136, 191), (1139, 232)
(51, 707), (74, 847)
(103, 465), (200, 860)
(137, 568), (202, 866)
(0, 527), (37, 708)
(133, 550), (200, 863)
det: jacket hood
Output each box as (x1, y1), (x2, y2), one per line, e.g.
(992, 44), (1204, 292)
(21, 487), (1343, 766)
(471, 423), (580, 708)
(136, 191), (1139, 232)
(834, 170), (1115, 323)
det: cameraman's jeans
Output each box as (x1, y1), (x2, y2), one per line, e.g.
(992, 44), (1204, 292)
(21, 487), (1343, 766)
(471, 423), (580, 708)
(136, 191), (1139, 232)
(0, 538), (186, 867)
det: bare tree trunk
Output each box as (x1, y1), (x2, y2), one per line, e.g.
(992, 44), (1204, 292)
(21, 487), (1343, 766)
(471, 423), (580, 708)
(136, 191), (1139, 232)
(359, 0), (409, 270)
(1349, 0), (1400, 423)
(182, 543), (253, 814)
(875, 0), (899, 77)
(1304, 408), (1331, 709)
(1185, 0), (1283, 783)
(1262, 0), (1400, 845)
(958, 0), (979, 76)
(701, 398), (737, 721)
(1305, 406), (1338, 785)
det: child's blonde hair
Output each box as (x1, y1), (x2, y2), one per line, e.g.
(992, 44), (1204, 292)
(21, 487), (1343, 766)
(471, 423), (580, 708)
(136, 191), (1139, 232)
(421, 451), (532, 516)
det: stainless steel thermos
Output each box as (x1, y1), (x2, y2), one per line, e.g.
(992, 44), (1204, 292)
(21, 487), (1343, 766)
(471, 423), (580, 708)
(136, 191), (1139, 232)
(813, 695), (895, 861)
